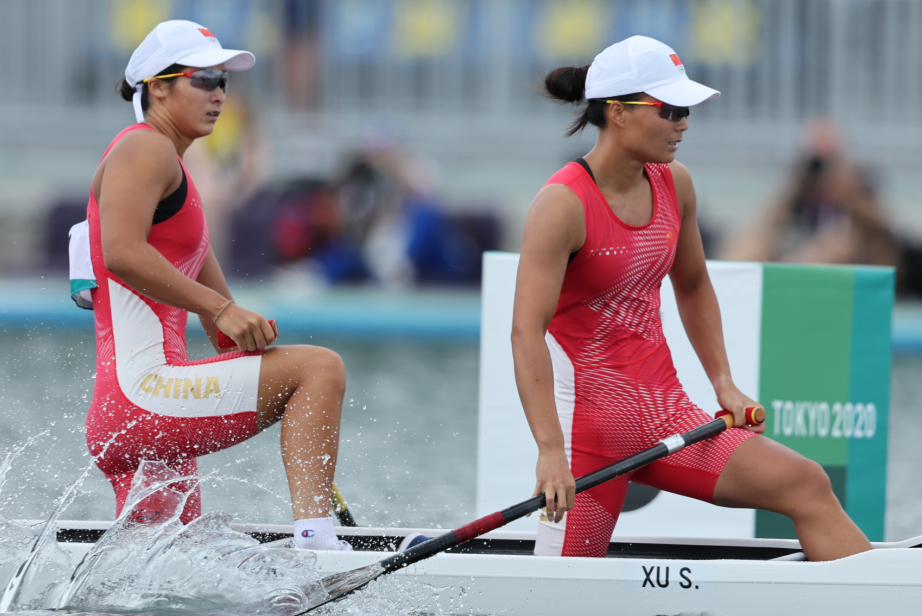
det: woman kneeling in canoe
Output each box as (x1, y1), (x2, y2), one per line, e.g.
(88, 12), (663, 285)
(512, 36), (871, 561)
(81, 21), (349, 550)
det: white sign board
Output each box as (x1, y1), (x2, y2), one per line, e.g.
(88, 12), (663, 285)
(476, 252), (762, 537)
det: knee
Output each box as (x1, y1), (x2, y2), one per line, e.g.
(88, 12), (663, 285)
(786, 459), (839, 513)
(301, 346), (346, 394)
(800, 460), (834, 497)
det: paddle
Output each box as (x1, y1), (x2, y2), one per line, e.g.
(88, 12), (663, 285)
(296, 407), (765, 614)
(332, 482), (357, 527)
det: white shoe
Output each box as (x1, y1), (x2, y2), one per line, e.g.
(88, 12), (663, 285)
(295, 538), (353, 551)
(327, 539), (353, 551)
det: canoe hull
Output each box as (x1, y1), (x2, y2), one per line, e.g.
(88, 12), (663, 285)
(311, 548), (921, 615)
(53, 523), (921, 615)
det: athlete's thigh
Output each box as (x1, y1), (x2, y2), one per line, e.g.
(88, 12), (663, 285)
(712, 435), (823, 511)
(633, 422), (755, 503)
(92, 360), (263, 478)
(255, 344), (345, 430)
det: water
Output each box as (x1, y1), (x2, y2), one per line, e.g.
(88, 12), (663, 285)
(0, 328), (480, 613)
(0, 329), (479, 529)
(0, 460), (433, 614)
(1, 327), (922, 613)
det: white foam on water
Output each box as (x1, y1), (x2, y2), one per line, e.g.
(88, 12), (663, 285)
(0, 452), (41, 584)
(0, 457), (445, 616)
(0, 433), (79, 612)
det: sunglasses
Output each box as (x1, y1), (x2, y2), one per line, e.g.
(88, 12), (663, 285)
(143, 68), (229, 93)
(606, 100), (690, 122)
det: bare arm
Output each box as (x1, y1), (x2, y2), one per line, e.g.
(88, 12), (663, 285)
(511, 183), (585, 521)
(668, 162), (763, 432)
(195, 247), (237, 352)
(97, 130), (276, 352)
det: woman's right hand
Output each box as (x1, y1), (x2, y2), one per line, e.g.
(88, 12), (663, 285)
(214, 303), (278, 352)
(534, 448), (575, 523)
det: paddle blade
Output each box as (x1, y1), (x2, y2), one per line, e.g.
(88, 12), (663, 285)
(298, 562), (385, 614)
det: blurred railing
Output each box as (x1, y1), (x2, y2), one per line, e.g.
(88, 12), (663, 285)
(318, 0), (922, 138)
(0, 0), (284, 108)
(2, 0), (922, 274)
(2, 1), (920, 119)
(0, 0), (921, 165)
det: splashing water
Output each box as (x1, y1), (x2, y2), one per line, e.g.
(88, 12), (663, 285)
(0, 452), (42, 584)
(0, 457), (437, 616)
(0, 432), (79, 612)
(47, 460), (321, 614)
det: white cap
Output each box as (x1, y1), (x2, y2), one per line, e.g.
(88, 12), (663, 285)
(585, 36), (719, 106)
(125, 20), (255, 122)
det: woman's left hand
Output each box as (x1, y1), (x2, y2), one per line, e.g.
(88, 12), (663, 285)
(715, 382), (765, 434)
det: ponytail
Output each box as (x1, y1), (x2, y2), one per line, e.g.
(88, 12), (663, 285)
(115, 63), (185, 116)
(543, 65), (589, 103)
(543, 65), (643, 137)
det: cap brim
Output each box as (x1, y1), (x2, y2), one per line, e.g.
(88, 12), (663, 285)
(646, 79), (719, 107)
(177, 49), (255, 72)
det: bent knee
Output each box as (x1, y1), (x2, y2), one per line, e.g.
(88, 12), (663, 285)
(798, 459), (835, 499)
(784, 459), (838, 512)
(264, 345), (346, 391)
(299, 345), (346, 390)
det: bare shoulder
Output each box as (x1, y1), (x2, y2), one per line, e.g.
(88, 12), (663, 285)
(667, 160), (694, 192)
(105, 128), (178, 177)
(667, 160), (696, 216)
(95, 128), (181, 205)
(524, 182), (585, 254)
(530, 182), (583, 218)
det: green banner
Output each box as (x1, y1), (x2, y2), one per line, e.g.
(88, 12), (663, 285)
(757, 264), (893, 541)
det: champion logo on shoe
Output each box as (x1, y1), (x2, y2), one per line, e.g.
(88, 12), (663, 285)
(301, 529), (315, 538)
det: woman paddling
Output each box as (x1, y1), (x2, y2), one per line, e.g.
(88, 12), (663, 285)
(512, 36), (871, 560)
(81, 20), (349, 550)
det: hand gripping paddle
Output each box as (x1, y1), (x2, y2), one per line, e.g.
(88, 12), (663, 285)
(295, 407), (765, 614)
(216, 319), (279, 350)
(716, 405), (762, 426)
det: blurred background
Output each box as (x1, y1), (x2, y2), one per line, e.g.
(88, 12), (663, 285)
(5, 0), (922, 281)
(2, 0), (922, 539)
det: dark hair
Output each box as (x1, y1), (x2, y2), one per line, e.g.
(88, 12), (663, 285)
(543, 65), (643, 136)
(116, 63), (185, 115)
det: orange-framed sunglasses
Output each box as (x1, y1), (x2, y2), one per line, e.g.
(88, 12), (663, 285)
(142, 68), (229, 93)
(606, 100), (690, 122)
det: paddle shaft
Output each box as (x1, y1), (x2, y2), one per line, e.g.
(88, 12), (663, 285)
(379, 414), (743, 573)
(331, 482), (357, 527)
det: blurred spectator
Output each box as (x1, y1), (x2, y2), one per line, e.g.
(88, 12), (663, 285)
(184, 95), (269, 261)
(283, 0), (322, 108)
(226, 138), (499, 286)
(720, 120), (922, 296)
(326, 139), (488, 286)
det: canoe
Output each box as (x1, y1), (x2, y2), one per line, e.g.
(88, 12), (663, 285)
(53, 520), (921, 615)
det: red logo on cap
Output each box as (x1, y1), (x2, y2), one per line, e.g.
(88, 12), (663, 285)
(669, 53), (682, 66)
(198, 28), (216, 39)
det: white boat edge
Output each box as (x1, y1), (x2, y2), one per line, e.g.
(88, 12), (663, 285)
(44, 518), (922, 549)
(45, 521), (922, 615)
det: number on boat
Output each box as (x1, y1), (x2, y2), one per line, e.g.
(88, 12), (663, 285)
(629, 562), (715, 594)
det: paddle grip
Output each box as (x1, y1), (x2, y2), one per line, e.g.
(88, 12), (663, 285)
(216, 319), (278, 350)
(715, 406), (765, 427)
